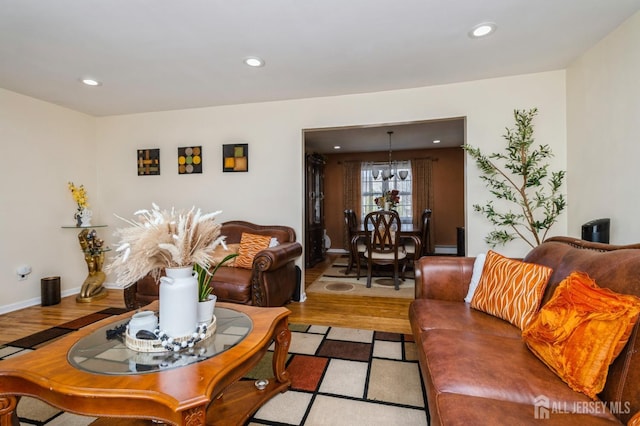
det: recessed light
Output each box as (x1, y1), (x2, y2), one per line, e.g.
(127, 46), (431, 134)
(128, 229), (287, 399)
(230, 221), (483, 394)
(81, 78), (102, 86)
(469, 23), (496, 38)
(333, 145), (341, 150)
(433, 140), (441, 144)
(244, 57), (265, 67)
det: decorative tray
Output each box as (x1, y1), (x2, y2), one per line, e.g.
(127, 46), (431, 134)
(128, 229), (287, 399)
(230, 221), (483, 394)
(124, 316), (216, 353)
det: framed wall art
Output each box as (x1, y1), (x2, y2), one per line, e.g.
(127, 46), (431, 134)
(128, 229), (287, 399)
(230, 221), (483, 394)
(222, 143), (248, 172)
(178, 146), (202, 174)
(137, 148), (160, 176)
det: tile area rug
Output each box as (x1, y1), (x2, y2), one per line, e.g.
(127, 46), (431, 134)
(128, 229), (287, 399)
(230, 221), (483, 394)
(4, 321), (429, 426)
(306, 255), (415, 299)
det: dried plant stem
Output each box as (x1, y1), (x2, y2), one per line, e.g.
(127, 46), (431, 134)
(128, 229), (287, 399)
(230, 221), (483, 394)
(106, 203), (225, 287)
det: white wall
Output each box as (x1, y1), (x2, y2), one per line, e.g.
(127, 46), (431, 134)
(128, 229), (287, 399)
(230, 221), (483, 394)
(567, 11), (640, 244)
(0, 71), (568, 311)
(96, 70), (568, 271)
(4, 7), (639, 312)
(0, 88), (96, 312)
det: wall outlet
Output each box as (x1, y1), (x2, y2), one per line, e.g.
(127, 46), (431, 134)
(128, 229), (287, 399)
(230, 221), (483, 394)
(17, 264), (32, 280)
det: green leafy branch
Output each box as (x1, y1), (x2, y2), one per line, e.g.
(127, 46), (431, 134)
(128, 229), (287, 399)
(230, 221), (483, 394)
(463, 108), (566, 248)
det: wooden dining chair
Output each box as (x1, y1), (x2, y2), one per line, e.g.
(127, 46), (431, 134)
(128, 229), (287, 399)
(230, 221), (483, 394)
(360, 210), (407, 290)
(344, 209), (365, 275)
(402, 235), (423, 271)
(400, 210), (428, 266)
(420, 209), (432, 256)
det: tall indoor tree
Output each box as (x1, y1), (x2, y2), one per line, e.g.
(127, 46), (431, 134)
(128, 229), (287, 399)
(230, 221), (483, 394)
(464, 108), (566, 248)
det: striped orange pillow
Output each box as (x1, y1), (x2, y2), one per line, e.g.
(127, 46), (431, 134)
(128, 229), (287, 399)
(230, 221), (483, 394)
(470, 250), (552, 330)
(235, 233), (272, 269)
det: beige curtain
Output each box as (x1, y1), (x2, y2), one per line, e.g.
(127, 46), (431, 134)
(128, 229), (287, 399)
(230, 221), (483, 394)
(411, 158), (434, 253)
(342, 161), (361, 250)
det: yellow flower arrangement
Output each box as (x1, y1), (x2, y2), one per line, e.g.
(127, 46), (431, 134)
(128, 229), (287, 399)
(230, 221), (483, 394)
(68, 182), (89, 210)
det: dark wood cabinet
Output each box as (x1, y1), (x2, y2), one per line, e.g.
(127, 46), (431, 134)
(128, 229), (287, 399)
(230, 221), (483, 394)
(305, 154), (326, 267)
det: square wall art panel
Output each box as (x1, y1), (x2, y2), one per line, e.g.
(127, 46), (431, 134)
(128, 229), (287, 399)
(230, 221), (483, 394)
(138, 148), (160, 176)
(223, 143), (248, 172)
(178, 146), (202, 174)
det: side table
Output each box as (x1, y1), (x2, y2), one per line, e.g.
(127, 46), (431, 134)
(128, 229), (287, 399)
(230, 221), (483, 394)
(61, 225), (110, 302)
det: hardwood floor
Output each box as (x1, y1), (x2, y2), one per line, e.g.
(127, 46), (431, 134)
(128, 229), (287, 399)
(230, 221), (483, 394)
(0, 290), (127, 345)
(288, 254), (412, 335)
(0, 254), (412, 345)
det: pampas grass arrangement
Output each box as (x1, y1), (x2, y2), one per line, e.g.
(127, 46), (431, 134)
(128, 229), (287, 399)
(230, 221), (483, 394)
(106, 203), (227, 287)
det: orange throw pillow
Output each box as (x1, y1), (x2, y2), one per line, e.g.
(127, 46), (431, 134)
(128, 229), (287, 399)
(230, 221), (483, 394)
(470, 250), (552, 330)
(522, 271), (640, 399)
(235, 233), (272, 269)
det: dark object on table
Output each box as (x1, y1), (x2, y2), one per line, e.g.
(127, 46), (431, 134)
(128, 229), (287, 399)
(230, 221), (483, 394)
(136, 330), (157, 340)
(106, 323), (127, 340)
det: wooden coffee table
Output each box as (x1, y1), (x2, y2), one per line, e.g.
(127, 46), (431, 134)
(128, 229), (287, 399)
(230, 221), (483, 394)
(0, 301), (291, 425)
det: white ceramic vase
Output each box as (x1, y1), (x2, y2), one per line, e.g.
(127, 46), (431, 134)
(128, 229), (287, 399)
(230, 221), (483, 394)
(197, 295), (216, 324)
(128, 310), (158, 337)
(80, 208), (92, 227)
(159, 266), (198, 338)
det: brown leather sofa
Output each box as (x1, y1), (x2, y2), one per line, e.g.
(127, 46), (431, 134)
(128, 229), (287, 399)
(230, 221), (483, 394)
(409, 237), (640, 425)
(124, 221), (302, 309)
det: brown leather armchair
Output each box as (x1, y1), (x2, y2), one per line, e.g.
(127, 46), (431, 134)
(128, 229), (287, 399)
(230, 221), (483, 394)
(124, 221), (303, 309)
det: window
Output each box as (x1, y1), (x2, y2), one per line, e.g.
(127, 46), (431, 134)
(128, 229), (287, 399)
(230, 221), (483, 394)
(361, 161), (413, 224)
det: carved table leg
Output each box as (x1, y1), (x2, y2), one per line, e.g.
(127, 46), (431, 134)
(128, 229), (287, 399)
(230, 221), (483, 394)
(0, 396), (19, 426)
(180, 404), (206, 426)
(272, 317), (291, 384)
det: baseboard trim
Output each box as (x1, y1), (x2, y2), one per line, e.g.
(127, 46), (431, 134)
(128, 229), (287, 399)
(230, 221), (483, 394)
(434, 246), (457, 255)
(327, 249), (348, 254)
(0, 287), (81, 315)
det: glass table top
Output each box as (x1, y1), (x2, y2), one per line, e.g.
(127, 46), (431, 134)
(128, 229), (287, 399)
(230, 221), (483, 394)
(68, 307), (252, 375)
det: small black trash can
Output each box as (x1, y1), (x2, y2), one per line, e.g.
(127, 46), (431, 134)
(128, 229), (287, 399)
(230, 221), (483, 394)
(41, 276), (61, 306)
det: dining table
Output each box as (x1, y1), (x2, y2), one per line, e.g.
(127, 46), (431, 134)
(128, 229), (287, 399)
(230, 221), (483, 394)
(356, 222), (423, 256)
(357, 222), (421, 237)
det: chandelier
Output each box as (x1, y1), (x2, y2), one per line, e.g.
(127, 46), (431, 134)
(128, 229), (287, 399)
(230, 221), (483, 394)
(372, 131), (409, 181)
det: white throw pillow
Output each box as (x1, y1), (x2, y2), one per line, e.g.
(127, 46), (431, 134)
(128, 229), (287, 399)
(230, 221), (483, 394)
(464, 253), (486, 303)
(269, 237), (280, 247)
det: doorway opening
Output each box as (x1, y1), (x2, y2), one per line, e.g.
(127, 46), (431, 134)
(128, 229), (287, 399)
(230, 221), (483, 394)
(302, 117), (466, 294)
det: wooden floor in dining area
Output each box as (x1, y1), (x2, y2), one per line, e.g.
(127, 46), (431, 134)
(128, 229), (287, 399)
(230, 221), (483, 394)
(290, 253), (412, 335)
(0, 253), (412, 345)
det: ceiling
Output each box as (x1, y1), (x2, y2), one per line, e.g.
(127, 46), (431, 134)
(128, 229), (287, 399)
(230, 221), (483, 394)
(1, 1), (638, 118)
(304, 118), (465, 154)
